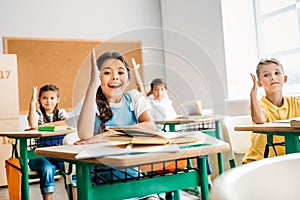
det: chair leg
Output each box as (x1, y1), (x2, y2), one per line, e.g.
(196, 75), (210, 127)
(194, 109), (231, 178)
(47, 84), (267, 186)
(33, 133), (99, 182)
(229, 159), (236, 168)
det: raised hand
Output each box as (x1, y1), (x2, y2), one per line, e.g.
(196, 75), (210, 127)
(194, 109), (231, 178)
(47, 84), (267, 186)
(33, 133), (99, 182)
(132, 58), (145, 93)
(132, 58), (140, 70)
(90, 48), (101, 88)
(31, 86), (38, 103)
(250, 73), (258, 96)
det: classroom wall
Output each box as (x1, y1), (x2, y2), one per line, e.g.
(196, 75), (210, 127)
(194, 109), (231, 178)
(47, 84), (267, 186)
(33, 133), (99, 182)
(160, 0), (227, 114)
(0, 0), (230, 129)
(0, 0), (166, 129)
(0, 0), (165, 86)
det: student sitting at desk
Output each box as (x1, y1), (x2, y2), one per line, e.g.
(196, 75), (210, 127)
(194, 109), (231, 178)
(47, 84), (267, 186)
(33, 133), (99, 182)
(132, 63), (214, 194)
(75, 49), (158, 200)
(242, 58), (300, 164)
(27, 84), (67, 200)
(147, 78), (177, 121)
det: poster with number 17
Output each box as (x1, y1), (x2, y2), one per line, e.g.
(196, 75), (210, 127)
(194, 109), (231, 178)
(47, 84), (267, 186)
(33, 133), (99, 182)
(0, 54), (19, 131)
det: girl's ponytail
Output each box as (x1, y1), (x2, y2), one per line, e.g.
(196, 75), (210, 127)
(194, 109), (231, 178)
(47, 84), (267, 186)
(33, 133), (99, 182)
(95, 86), (112, 133)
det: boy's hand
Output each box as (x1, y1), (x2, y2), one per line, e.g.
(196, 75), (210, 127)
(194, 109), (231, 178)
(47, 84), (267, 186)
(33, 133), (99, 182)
(90, 48), (101, 88)
(250, 73), (257, 96)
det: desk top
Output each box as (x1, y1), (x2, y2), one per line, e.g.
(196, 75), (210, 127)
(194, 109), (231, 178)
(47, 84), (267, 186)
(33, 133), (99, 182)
(35, 132), (230, 167)
(155, 115), (224, 125)
(235, 122), (300, 132)
(0, 129), (76, 138)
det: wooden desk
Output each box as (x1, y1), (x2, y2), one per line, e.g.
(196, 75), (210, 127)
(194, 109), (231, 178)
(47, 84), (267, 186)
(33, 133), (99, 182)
(155, 115), (225, 174)
(35, 132), (230, 200)
(0, 130), (76, 200)
(235, 123), (300, 154)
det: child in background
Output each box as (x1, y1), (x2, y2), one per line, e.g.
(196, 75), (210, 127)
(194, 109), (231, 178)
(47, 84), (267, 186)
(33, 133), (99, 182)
(242, 58), (300, 163)
(147, 78), (177, 122)
(132, 62), (214, 196)
(27, 84), (67, 200)
(75, 49), (158, 200)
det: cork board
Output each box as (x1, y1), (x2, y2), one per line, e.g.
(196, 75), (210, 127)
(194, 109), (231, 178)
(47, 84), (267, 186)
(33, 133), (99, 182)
(3, 37), (144, 113)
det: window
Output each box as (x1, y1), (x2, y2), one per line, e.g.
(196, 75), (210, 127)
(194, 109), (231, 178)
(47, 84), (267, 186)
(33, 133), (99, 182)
(254, 0), (300, 95)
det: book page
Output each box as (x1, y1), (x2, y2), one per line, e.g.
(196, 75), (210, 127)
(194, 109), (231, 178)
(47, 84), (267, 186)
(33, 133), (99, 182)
(75, 143), (179, 159)
(106, 125), (165, 138)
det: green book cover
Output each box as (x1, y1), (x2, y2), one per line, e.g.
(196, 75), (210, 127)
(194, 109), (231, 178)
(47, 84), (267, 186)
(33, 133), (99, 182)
(38, 125), (68, 132)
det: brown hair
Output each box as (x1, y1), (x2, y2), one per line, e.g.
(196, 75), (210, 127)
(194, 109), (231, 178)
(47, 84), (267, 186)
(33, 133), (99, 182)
(256, 58), (284, 80)
(38, 84), (60, 123)
(95, 52), (130, 132)
(150, 78), (167, 91)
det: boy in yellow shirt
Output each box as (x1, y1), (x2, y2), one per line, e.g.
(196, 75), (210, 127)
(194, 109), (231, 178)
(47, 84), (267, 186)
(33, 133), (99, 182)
(242, 58), (300, 163)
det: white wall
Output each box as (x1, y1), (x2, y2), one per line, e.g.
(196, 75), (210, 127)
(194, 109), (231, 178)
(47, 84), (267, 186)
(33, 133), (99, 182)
(0, 0), (166, 129)
(1, 0), (250, 128)
(0, 0), (166, 86)
(160, 0), (227, 114)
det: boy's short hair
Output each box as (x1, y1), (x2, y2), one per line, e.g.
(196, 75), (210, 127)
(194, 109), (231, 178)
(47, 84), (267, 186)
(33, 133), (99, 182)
(256, 58), (284, 80)
(150, 78), (167, 90)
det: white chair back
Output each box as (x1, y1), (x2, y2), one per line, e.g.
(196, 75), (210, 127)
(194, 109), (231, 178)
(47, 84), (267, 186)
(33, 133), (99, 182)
(211, 153), (300, 200)
(222, 115), (252, 154)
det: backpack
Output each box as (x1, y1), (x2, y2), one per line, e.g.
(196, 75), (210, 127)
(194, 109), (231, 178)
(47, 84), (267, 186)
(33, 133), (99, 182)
(5, 143), (22, 200)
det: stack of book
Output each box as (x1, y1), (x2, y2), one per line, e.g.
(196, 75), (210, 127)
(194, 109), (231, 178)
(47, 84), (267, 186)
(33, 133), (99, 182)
(75, 126), (204, 159)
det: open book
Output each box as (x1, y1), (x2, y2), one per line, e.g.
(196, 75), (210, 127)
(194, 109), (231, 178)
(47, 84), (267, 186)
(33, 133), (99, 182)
(272, 117), (300, 128)
(75, 142), (180, 159)
(105, 125), (163, 137)
(290, 118), (300, 128)
(104, 126), (201, 145)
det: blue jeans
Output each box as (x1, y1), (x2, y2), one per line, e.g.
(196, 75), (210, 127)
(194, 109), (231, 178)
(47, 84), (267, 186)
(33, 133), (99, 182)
(29, 157), (64, 194)
(206, 155), (213, 175)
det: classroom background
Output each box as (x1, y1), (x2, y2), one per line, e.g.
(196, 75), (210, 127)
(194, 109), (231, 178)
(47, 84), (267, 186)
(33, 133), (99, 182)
(0, 0), (264, 192)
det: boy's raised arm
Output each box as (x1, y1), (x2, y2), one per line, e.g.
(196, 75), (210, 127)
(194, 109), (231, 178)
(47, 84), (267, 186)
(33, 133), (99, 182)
(250, 73), (266, 124)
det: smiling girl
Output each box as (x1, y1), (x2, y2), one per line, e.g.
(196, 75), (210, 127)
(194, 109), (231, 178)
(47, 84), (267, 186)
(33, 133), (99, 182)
(27, 84), (67, 200)
(75, 49), (157, 200)
(77, 50), (155, 143)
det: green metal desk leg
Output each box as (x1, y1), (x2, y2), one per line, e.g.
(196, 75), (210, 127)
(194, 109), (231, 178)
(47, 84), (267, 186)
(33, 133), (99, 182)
(285, 134), (300, 154)
(173, 190), (180, 200)
(198, 156), (209, 200)
(169, 123), (180, 199)
(76, 164), (92, 200)
(19, 138), (30, 200)
(169, 124), (176, 132)
(215, 121), (224, 174)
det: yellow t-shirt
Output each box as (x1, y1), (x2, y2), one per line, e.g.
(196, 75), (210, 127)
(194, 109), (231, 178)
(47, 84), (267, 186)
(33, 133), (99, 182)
(242, 96), (300, 163)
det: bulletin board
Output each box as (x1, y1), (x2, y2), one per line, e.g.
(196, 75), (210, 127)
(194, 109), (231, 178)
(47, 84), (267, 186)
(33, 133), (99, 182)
(3, 37), (144, 113)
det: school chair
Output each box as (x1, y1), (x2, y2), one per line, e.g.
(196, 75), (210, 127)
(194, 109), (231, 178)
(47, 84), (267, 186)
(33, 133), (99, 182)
(211, 153), (300, 200)
(221, 115), (252, 167)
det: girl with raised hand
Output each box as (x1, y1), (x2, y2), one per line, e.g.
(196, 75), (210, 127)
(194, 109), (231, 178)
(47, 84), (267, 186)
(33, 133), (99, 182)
(76, 49), (157, 200)
(28, 84), (67, 200)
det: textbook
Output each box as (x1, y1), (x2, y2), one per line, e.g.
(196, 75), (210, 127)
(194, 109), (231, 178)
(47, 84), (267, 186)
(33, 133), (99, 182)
(105, 125), (162, 137)
(290, 119), (300, 128)
(75, 143), (180, 159)
(38, 125), (69, 132)
(104, 126), (201, 145)
(271, 117), (300, 127)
